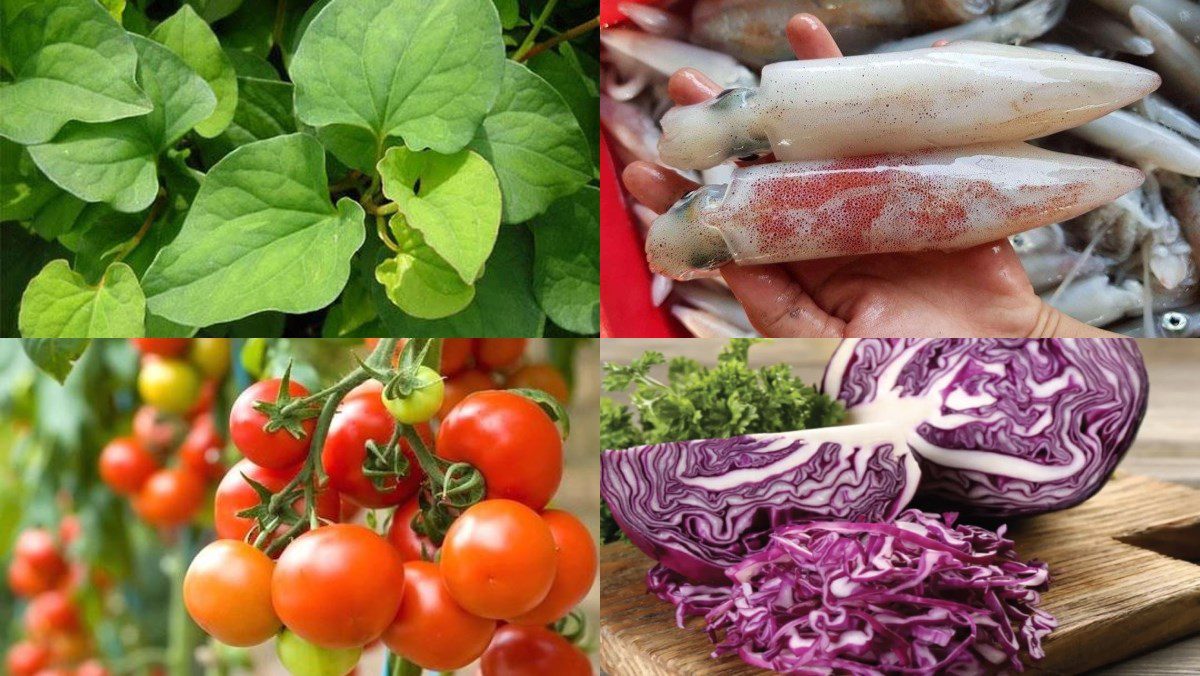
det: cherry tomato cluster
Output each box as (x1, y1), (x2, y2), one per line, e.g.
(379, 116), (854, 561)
(5, 520), (109, 676)
(98, 339), (231, 528)
(184, 339), (595, 675)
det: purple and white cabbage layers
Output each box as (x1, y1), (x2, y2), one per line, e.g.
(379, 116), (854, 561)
(602, 423), (920, 582)
(824, 338), (1149, 517)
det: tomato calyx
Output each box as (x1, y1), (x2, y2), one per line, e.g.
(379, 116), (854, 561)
(507, 387), (572, 440)
(253, 367), (322, 443)
(396, 425), (486, 545)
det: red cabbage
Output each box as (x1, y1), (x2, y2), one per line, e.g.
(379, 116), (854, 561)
(649, 510), (1056, 675)
(823, 339), (1148, 517)
(602, 423), (920, 583)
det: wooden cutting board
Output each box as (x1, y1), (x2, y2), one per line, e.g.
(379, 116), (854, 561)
(600, 473), (1200, 675)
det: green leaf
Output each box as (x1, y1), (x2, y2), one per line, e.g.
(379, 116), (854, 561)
(377, 146), (501, 283)
(1, 224), (70, 337)
(374, 225), (476, 319)
(217, 1), (276, 57)
(375, 226), (544, 336)
(528, 45), (599, 168)
(186, 0), (243, 22)
(0, 140), (59, 222)
(18, 260), (146, 337)
(151, 4), (238, 138)
(142, 134), (366, 325)
(99, 0), (125, 21)
(468, 60), (590, 224)
(224, 50), (279, 79)
(20, 339), (90, 383)
(316, 125), (396, 175)
(0, 0), (152, 144)
(27, 36), (217, 213)
(197, 77), (295, 163)
(290, 0), (505, 154)
(532, 186), (598, 334)
(492, 0), (519, 28)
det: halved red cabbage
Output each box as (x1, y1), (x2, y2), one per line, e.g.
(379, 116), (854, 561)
(601, 422), (920, 583)
(823, 339), (1148, 517)
(649, 510), (1056, 675)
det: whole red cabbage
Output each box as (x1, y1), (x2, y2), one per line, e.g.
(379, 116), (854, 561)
(603, 423), (921, 582)
(823, 339), (1148, 517)
(649, 510), (1056, 675)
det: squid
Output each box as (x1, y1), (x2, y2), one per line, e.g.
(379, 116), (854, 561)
(1113, 304), (1200, 337)
(1068, 110), (1200, 177)
(657, 42), (1159, 170)
(646, 142), (1144, 280)
(1043, 275), (1144, 326)
(872, 0), (1067, 54)
(601, 28), (757, 102)
(1129, 6), (1200, 114)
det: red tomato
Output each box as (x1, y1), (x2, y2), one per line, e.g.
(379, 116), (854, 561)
(474, 339), (527, 371)
(187, 378), (219, 419)
(271, 524), (406, 649)
(214, 459), (341, 544)
(340, 496), (362, 522)
(130, 339), (189, 357)
(57, 516), (81, 547)
(439, 370), (495, 419)
(440, 338), (474, 376)
(132, 406), (186, 454)
(5, 641), (50, 676)
(134, 468), (206, 528)
(437, 390), (563, 511)
(229, 379), (315, 470)
(8, 558), (57, 597)
(508, 510), (598, 626)
(24, 591), (79, 639)
(14, 529), (66, 578)
(184, 540), (281, 647)
(386, 498), (435, 561)
(323, 396), (428, 508)
(74, 659), (109, 676)
(343, 379), (382, 403)
(98, 437), (158, 496)
(383, 561), (496, 670)
(44, 631), (89, 665)
(179, 413), (225, 482)
(506, 364), (570, 403)
(439, 499), (557, 620)
(481, 625), (592, 676)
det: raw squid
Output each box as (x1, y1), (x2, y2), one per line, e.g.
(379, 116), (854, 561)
(1133, 94), (1200, 141)
(1044, 275), (1144, 326)
(646, 142), (1144, 280)
(1129, 7), (1200, 113)
(689, 0), (1025, 65)
(617, 3), (688, 40)
(670, 305), (755, 337)
(657, 42), (1159, 170)
(601, 29), (757, 102)
(872, 0), (1067, 54)
(1089, 0), (1200, 43)
(1061, 2), (1154, 56)
(1018, 248), (1112, 292)
(1068, 110), (1200, 176)
(1159, 172), (1200, 267)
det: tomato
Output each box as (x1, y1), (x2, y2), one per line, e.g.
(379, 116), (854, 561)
(339, 496), (362, 522)
(323, 396), (427, 509)
(14, 529), (66, 577)
(508, 510), (597, 625)
(5, 641), (50, 676)
(24, 591), (79, 639)
(58, 516), (81, 547)
(189, 338), (230, 380)
(342, 379), (382, 403)
(179, 413), (225, 482)
(187, 378), (219, 419)
(271, 524), (406, 648)
(130, 339), (189, 357)
(439, 499), (557, 619)
(98, 437), (158, 496)
(276, 630), (361, 676)
(474, 339), (527, 371)
(184, 540), (280, 647)
(214, 459), (340, 544)
(438, 369), (494, 419)
(381, 366), (444, 425)
(387, 498), (435, 561)
(134, 468), (205, 528)
(437, 390), (563, 511)
(8, 558), (57, 597)
(481, 625), (592, 676)
(440, 338), (474, 376)
(137, 357), (202, 415)
(229, 379), (315, 470)
(74, 660), (109, 676)
(507, 364), (570, 403)
(44, 631), (89, 665)
(383, 561), (496, 670)
(132, 406), (186, 454)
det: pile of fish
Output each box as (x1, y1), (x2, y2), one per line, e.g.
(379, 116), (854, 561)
(601, 0), (1200, 337)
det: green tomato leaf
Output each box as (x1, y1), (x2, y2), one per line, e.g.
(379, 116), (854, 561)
(377, 146), (501, 283)
(374, 222), (476, 319)
(375, 226), (544, 336)
(492, 0), (519, 28)
(224, 50), (279, 79)
(142, 133), (366, 326)
(27, 36), (217, 213)
(316, 125), (398, 175)
(197, 76), (296, 163)
(20, 339), (90, 383)
(532, 186), (599, 334)
(528, 45), (599, 169)
(186, 0), (243, 22)
(99, 0), (125, 21)
(18, 260), (146, 337)
(1, 225), (70, 337)
(0, 140), (59, 222)
(218, 1), (276, 58)
(150, 4), (238, 138)
(0, 0), (152, 144)
(290, 0), (504, 154)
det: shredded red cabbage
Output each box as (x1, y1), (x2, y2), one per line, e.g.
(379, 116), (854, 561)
(647, 510), (1055, 675)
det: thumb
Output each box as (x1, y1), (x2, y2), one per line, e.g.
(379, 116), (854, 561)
(721, 263), (845, 337)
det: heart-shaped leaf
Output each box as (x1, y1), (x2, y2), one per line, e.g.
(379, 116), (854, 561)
(374, 220), (476, 319)
(151, 4), (238, 138)
(18, 260), (146, 337)
(532, 186), (599, 334)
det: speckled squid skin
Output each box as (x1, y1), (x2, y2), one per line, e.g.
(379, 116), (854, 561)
(646, 142), (1145, 281)
(658, 42), (1161, 171)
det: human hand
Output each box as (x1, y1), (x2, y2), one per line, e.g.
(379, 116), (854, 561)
(621, 14), (1115, 338)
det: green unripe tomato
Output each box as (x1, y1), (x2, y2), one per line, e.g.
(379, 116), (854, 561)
(383, 366), (445, 424)
(138, 358), (202, 415)
(276, 629), (362, 676)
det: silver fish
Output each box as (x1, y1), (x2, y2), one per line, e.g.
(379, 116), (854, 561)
(872, 0), (1068, 53)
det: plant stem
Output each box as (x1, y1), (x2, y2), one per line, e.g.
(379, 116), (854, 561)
(513, 0), (559, 60)
(167, 531), (195, 676)
(115, 192), (167, 263)
(519, 16), (599, 62)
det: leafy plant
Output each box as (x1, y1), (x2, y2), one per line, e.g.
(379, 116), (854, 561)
(1, 0), (600, 338)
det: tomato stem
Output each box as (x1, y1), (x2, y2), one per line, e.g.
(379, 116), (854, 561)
(513, 0), (559, 60)
(518, 16), (600, 62)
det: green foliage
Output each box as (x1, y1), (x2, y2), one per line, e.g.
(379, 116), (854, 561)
(2, 0), (600, 337)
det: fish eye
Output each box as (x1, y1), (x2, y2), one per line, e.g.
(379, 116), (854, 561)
(1162, 312), (1188, 332)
